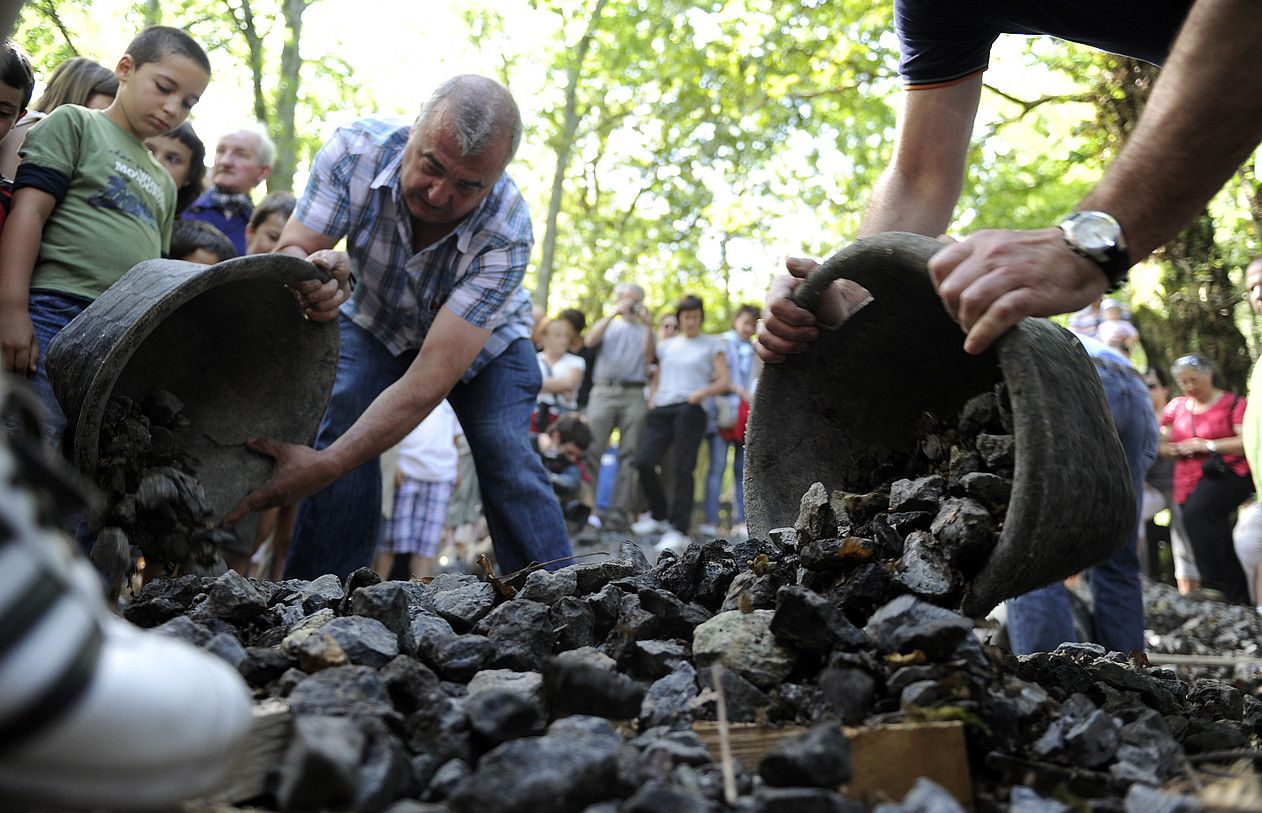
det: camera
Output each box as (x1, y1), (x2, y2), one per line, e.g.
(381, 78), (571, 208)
(630, 302), (645, 316)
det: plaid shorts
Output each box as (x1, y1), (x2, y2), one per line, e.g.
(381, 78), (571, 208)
(385, 478), (455, 557)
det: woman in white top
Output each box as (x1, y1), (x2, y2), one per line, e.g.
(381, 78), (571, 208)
(631, 294), (730, 552)
(535, 316), (586, 430)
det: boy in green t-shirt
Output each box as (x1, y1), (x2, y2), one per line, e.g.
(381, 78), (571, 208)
(0, 26), (211, 444)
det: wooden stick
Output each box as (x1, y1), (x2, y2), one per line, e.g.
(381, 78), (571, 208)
(1145, 653), (1262, 668)
(711, 664), (737, 806)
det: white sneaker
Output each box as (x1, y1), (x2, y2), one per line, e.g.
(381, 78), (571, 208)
(731, 522), (748, 541)
(697, 523), (720, 538)
(631, 516), (670, 536)
(653, 528), (691, 557)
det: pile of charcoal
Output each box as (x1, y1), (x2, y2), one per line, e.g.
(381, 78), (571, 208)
(1144, 578), (1262, 691)
(125, 502), (1252, 812)
(92, 391), (231, 579)
(793, 385), (1015, 612)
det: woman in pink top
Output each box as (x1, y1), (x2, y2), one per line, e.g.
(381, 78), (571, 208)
(1159, 354), (1252, 603)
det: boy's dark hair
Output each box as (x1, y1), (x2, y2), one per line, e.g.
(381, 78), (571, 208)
(557, 307), (586, 335)
(127, 26), (211, 75)
(675, 293), (704, 322)
(249, 191), (296, 229)
(735, 303), (760, 323)
(551, 413), (592, 451)
(0, 40), (34, 111)
(167, 122), (206, 215)
(169, 219), (235, 263)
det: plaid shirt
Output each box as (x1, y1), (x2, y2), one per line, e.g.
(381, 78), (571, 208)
(295, 117), (534, 380)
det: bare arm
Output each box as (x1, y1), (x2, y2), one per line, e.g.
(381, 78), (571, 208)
(758, 79), (981, 362)
(860, 75), (983, 236)
(227, 307), (490, 521)
(931, 0), (1262, 354)
(0, 187), (55, 374)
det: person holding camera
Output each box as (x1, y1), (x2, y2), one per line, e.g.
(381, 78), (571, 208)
(1160, 353), (1253, 604)
(583, 283), (656, 529)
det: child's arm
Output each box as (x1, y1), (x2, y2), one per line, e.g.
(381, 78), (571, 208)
(0, 187), (55, 375)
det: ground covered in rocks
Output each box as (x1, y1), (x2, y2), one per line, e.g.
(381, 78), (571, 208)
(124, 511), (1262, 813)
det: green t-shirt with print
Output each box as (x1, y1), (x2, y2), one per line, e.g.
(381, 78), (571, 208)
(1246, 360), (1262, 496)
(19, 105), (175, 300)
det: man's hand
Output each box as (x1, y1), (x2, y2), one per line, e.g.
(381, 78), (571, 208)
(755, 256), (874, 363)
(224, 437), (339, 525)
(0, 305), (38, 375)
(927, 227), (1111, 355)
(290, 249), (352, 321)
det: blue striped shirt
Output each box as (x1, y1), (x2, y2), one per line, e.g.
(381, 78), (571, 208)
(295, 117), (535, 380)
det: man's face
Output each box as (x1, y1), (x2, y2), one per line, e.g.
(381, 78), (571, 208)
(212, 130), (270, 194)
(400, 115), (507, 226)
(1247, 261), (1262, 315)
(0, 80), (25, 142)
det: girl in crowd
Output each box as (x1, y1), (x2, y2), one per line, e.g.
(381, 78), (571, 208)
(1160, 354), (1253, 603)
(535, 314), (586, 431)
(145, 122), (206, 216)
(700, 304), (760, 539)
(632, 294), (730, 553)
(0, 57), (118, 179)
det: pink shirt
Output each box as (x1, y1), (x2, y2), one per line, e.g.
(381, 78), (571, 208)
(1161, 392), (1249, 503)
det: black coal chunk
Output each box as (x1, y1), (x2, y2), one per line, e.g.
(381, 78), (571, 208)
(758, 723), (852, 788)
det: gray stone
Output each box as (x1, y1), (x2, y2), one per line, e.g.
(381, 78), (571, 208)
(294, 631), (350, 672)
(617, 539), (652, 575)
(693, 667), (771, 723)
(202, 570), (268, 622)
(629, 639), (691, 679)
(288, 665), (396, 719)
(320, 616), (400, 669)
(863, 595), (974, 661)
(379, 655), (443, 715)
(892, 531), (959, 600)
(474, 599), (554, 671)
(567, 559), (639, 595)
(794, 482), (838, 541)
(800, 537), (878, 572)
(445, 729), (621, 813)
(466, 669), (544, 706)
(519, 568), (579, 604)
(888, 475), (945, 513)
(429, 579), (498, 633)
(554, 646), (616, 672)
(431, 634), (494, 682)
(239, 646), (292, 687)
(929, 498), (995, 569)
(623, 780), (710, 813)
(153, 615), (213, 647)
(884, 777), (966, 813)
(203, 631), (248, 670)
(350, 581), (414, 648)
(819, 667), (876, 725)
(1063, 709), (1121, 768)
(301, 573), (347, 614)
(543, 656), (645, 719)
(356, 719), (413, 813)
(959, 471), (1011, 505)
(424, 758), (471, 803)
(975, 433), (1015, 470)
(640, 729), (714, 767)
(640, 661), (698, 728)
(274, 715), (364, 811)
(466, 688), (547, 747)
(758, 723), (852, 788)
(692, 610), (795, 690)
(770, 585), (867, 652)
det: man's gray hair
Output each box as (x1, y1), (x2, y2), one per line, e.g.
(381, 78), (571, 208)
(615, 283), (645, 301)
(417, 75), (522, 166)
(233, 122), (275, 168)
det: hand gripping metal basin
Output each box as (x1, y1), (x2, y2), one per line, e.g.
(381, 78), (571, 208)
(45, 254), (340, 525)
(744, 232), (1134, 617)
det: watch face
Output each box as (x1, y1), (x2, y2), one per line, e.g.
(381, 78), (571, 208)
(1071, 214), (1119, 252)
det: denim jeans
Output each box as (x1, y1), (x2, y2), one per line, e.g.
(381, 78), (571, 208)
(1007, 358), (1159, 655)
(635, 402), (707, 532)
(285, 317), (572, 579)
(703, 432), (745, 526)
(18, 291), (92, 447)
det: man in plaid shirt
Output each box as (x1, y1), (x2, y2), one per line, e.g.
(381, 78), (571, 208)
(229, 75), (572, 579)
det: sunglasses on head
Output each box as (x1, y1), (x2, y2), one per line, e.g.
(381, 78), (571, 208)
(1173, 354), (1212, 370)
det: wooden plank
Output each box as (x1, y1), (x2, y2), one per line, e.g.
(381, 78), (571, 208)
(207, 700), (292, 804)
(693, 720), (972, 807)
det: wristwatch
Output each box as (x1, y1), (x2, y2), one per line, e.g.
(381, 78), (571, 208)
(1058, 211), (1132, 291)
(1206, 439), (1219, 453)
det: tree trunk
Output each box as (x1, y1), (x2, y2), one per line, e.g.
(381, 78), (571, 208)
(535, 0), (610, 309)
(270, 0), (310, 193)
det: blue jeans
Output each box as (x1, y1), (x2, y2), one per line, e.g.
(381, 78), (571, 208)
(20, 291), (91, 447)
(1007, 358), (1158, 655)
(703, 433), (745, 526)
(285, 317), (572, 580)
